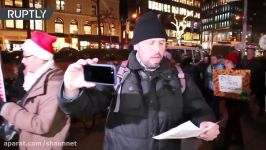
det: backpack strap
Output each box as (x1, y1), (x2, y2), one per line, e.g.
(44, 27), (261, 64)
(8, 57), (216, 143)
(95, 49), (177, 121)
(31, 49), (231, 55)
(117, 60), (129, 79)
(114, 60), (130, 112)
(175, 64), (186, 93)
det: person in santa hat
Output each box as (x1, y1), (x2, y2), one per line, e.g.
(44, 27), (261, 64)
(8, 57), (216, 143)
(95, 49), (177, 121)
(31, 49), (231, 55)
(223, 51), (244, 149)
(0, 31), (70, 150)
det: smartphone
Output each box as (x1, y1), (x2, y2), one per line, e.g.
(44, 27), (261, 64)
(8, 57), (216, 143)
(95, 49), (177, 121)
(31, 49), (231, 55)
(83, 64), (116, 85)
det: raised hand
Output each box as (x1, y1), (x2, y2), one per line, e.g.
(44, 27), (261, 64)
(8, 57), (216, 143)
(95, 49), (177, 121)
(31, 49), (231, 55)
(63, 58), (98, 97)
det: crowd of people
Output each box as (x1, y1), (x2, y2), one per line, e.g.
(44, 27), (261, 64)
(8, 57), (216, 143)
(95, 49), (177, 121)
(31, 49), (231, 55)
(175, 45), (265, 149)
(0, 11), (265, 150)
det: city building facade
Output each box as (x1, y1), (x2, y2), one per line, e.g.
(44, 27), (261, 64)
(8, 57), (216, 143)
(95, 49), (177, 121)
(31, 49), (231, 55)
(0, 0), (121, 51)
(201, 0), (266, 50)
(121, 0), (201, 46)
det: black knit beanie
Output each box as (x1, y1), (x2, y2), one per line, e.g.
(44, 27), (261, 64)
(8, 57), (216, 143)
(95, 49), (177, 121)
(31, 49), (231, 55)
(132, 11), (168, 45)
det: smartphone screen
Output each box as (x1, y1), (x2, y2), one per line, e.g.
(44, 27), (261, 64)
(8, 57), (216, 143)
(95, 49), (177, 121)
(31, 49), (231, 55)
(83, 64), (116, 85)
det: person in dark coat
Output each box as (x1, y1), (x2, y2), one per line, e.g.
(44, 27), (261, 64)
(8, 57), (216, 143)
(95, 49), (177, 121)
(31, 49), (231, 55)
(241, 48), (264, 116)
(58, 11), (220, 150)
(10, 62), (26, 100)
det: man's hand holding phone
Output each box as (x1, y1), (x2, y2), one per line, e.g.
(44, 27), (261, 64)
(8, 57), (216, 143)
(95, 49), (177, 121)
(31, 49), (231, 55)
(64, 58), (98, 97)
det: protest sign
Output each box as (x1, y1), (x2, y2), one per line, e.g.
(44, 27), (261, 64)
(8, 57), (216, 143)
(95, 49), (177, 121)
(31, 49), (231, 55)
(0, 54), (7, 102)
(213, 69), (251, 100)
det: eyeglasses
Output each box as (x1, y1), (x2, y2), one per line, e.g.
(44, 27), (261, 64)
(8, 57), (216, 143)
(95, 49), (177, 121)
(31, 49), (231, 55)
(23, 55), (33, 59)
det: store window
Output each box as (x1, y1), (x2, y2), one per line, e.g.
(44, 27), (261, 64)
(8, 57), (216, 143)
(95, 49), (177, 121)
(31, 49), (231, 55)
(70, 19), (78, 34)
(55, 18), (64, 33)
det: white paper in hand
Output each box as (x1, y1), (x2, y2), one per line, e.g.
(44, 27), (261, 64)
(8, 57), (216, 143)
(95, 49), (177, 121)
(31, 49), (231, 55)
(153, 121), (208, 140)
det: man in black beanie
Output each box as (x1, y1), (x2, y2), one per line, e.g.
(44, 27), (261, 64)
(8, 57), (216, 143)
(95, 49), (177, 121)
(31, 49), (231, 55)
(58, 11), (220, 150)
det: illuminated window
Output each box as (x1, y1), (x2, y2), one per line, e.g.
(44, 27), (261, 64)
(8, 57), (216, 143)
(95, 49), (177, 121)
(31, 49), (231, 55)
(195, 12), (200, 18)
(5, 20), (23, 29)
(158, 3), (163, 11)
(172, 6), (179, 14)
(55, 18), (64, 33)
(77, 3), (81, 13)
(91, 5), (96, 16)
(5, 0), (22, 7)
(110, 23), (115, 36)
(5, 0), (13, 6)
(172, 0), (179, 3)
(15, 20), (23, 29)
(148, 1), (152, 9)
(29, 0), (42, 8)
(15, 0), (22, 7)
(148, 1), (169, 12)
(6, 20), (15, 28)
(84, 21), (92, 34)
(30, 20), (43, 30)
(180, 8), (187, 15)
(70, 19), (78, 34)
(180, 0), (186, 5)
(187, 0), (193, 6)
(0, 20), (2, 29)
(97, 23), (104, 35)
(56, 0), (65, 10)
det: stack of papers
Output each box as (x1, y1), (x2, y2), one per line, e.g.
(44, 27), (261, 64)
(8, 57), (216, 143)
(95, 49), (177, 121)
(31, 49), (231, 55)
(153, 121), (212, 140)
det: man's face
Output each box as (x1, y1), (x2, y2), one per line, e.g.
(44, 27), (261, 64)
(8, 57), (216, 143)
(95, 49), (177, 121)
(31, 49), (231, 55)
(247, 49), (255, 60)
(21, 51), (45, 73)
(210, 56), (218, 65)
(134, 38), (166, 69)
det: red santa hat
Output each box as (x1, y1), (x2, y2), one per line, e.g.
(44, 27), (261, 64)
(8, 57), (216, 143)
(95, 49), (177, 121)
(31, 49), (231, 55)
(22, 31), (57, 60)
(224, 51), (238, 65)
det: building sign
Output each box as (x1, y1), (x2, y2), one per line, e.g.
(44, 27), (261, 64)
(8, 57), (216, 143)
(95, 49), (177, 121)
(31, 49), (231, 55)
(213, 69), (251, 100)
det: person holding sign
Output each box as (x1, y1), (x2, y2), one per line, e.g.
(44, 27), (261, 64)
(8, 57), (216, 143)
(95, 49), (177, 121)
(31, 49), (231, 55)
(223, 51), (244, 149)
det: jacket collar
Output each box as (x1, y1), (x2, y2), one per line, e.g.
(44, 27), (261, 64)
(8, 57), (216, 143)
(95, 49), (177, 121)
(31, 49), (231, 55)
(22, 68), (56, 105)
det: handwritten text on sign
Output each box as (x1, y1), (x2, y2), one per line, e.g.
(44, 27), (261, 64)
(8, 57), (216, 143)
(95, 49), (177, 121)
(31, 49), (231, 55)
(218, 75), (242, 94)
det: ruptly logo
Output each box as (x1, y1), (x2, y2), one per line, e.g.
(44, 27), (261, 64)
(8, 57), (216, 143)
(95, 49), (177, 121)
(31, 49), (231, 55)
(0, 8), (53, 20)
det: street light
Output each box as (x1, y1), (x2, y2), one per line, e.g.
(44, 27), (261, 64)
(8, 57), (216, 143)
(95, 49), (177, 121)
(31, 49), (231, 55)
(132, 13), (137, 19)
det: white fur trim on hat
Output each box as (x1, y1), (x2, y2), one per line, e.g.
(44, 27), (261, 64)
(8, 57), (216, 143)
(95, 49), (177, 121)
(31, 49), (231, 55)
(22, 39), (53, 60)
